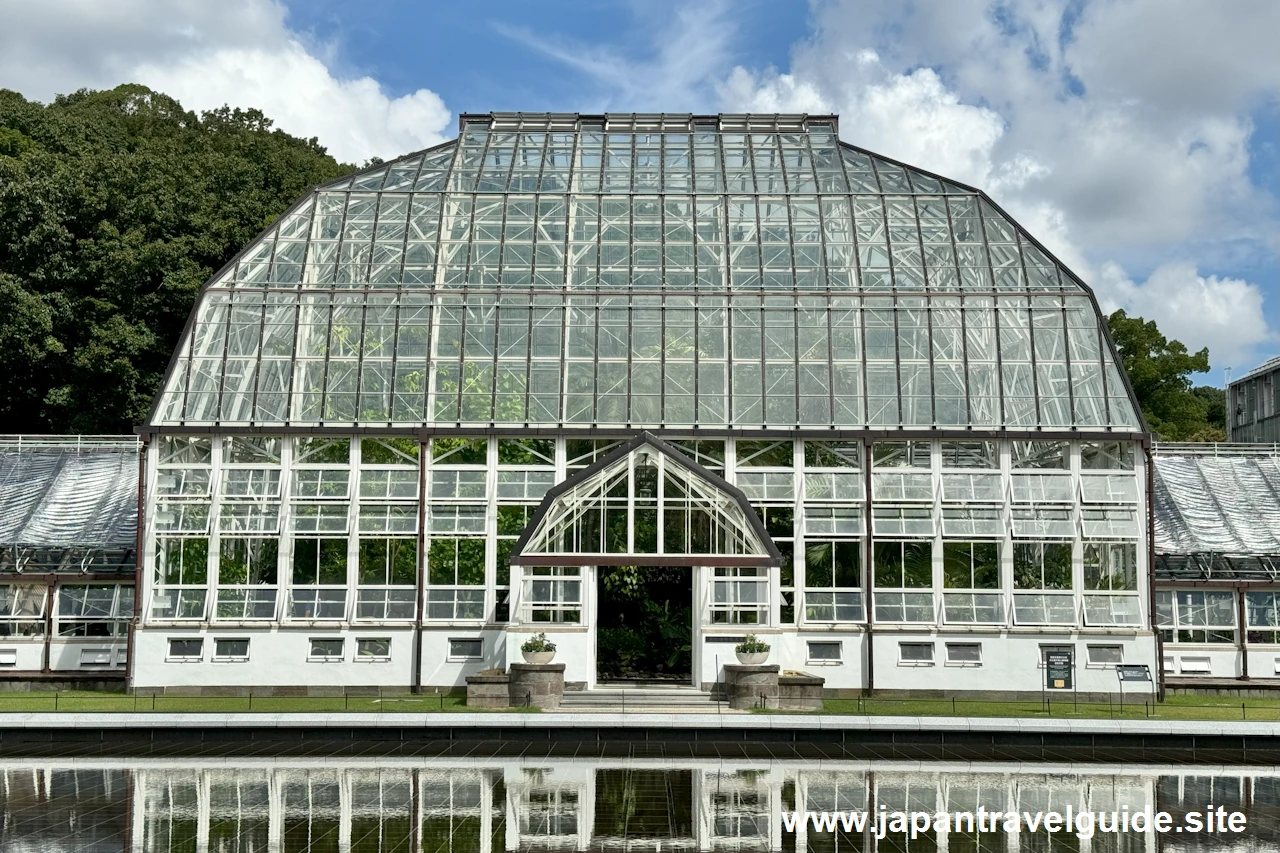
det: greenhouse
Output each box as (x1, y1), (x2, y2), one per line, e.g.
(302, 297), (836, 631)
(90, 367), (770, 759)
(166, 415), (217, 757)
(117, 112), (1157, 696)
(0, 436), (138, 682)
(1153, 443), (1280, 685)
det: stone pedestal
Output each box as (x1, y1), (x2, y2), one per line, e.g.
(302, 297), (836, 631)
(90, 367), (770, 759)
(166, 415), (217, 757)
(723, 664), (780, 710)
(465, 672), (511, 709)
(508, 663), (566, 710)
(778, 672), (825, 711)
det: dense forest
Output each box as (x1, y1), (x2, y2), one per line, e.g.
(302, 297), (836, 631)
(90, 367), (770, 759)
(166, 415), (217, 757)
(0, 85), (351, 433)
(0, 85), (1227, 439)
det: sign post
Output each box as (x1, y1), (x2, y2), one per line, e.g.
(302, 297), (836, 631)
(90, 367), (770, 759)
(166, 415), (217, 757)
(1043, 648), (1073, 715)
(1116, 664), (1152, 715)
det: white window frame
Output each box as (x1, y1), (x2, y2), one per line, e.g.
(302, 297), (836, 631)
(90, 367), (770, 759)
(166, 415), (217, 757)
(944, 642), (982, 666)
(212, 637), (251, 662)
(166, 638), (204, 662)
(806, 640), (842, 665)
(355, 637), (392, 662)
(448, 637), (484, 661)
(898, 642), (934, 666)
(1086, 644), (1123, 668)
(308, 637), (345, 662)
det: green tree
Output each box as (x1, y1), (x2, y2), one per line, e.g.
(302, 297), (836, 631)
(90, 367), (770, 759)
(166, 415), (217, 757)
(0, 85), (352, 433)
(1106, 310), (1225, 441)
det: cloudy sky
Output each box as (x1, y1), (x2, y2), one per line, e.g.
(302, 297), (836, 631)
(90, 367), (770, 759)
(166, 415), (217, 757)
(2, 0), (1276, 382)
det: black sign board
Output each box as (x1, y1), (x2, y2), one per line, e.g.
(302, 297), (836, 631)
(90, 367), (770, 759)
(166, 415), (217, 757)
(1116, 664), (1152, 682)
(1045, 650), (1073, 690)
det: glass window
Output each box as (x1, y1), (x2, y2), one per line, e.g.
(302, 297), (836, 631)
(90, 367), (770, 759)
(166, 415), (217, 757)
(807, 641), (842, 663)
(1246, 591), (1280, 643)
(873, 541), (933, 588)
(899, 642), (933, 664)
(1084, 543), (1137, 590)
(1157, 590), (1237, 644)
(213, 639), (250, 661)
(449, 638), (484, 660)
(167, 638), (203, 660)
(309, 638), (345, 661)
(873, 441), (931, 468)
(1080, 442), (1134, 470)
(804, 441), (861, 468)
(1086, 645), (1123, 666)
(356, 638), (392, 660)
(942, 542), (1000, 589)
(946, 643), (982, 664)
(939, 441), (997, 468)
(736, 439), (794, 468)
(1013, 543), (1072, 590)
(1011, 441), (1068, 469)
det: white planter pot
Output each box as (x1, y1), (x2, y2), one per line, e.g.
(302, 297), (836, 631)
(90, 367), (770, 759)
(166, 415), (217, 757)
(522, 650), (555, 665)
(736, 651), (769, 665)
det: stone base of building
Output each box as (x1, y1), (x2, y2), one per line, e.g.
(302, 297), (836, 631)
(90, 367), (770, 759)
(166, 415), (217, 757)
(508, 663), (566, 709)
(465, 671), (511, 708)
(0, 676), (126, 693)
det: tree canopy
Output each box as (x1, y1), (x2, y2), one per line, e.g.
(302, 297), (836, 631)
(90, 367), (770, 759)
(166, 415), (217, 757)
(1107, 309), (1225, 441)
(0, 85), (351, 433)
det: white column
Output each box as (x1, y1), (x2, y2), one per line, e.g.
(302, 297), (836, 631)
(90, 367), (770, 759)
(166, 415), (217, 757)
(479, 771), (494, 853)
(338, 772), (353, 853)
(504, 772), (520, 852)
(268, 770), (284, 853)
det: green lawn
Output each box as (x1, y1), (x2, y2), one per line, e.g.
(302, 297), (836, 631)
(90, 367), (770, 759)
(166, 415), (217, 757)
(0, 690), (538, 714)
(818, 693), (1280, 721)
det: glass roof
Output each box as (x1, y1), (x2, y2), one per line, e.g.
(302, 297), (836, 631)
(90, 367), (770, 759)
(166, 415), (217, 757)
(0, 436), (139, 549)
(1153, 449), (1280, 558)
(149, 113), (1140, 432)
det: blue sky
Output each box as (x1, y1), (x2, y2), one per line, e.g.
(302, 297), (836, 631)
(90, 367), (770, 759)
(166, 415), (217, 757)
(2, 0), (1277, 383)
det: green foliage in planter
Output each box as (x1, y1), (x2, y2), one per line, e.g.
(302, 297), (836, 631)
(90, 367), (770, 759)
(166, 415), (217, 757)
(521, 633), (556, 654)
(735, 634), (770, 655)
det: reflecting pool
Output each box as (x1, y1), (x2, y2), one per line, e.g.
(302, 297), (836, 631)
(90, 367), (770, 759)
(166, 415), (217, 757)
(1, 758), (1277, 852)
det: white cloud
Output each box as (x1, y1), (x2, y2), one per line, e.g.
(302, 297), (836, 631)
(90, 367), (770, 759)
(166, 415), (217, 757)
(718, 0), (1280, 375)
(1101, 262), (1276, 370)
(0, 0), (450, 163)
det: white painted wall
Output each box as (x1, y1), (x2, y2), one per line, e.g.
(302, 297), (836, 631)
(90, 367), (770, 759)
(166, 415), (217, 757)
(132, 628), (416, 689)
(872, 631), (1158, 694)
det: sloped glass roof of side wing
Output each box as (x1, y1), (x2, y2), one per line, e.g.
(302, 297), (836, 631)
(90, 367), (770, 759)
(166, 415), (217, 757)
(149, 112), (1141, 433)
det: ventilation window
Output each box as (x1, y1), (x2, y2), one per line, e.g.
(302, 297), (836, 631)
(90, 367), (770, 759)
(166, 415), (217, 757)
(1086, 645), (1123, 667)
(356, 638), (391, 661)
(806, 641), (842, 664)
(898, 642), (934, 665)
(309, 638), (345, 662)
(448, 638), (483, 661)
(0, 648), (18, 667)
(213, 639), (250, 662)
(945, 643), (982, 665)
(79, 649), (113, 667)
(167, 638), (203, 661)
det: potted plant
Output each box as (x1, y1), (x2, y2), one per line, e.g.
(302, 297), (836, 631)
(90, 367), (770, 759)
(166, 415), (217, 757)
(735, 634), (770, 665)
(521, 633), (557, 665)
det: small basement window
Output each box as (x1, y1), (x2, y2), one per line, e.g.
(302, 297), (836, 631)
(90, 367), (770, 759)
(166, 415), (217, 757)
(1179, 656), (1211, 674)
(898, 642), (934, 665)
(806, 641), (842, 664)
(309, 638), (345, 662)
(945, 643), (982, 665)
(356, 638), (391, 661)
(448, 638), (483, 661)
(1087, 645), (1123, 667)
(79, 648), (113, 667)
(0, 648), (17, 667)
(213, 639), (250, 662)
(167, 638), (203, 661)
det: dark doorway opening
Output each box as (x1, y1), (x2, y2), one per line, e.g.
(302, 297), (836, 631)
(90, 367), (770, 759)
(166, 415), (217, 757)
(595, 566), (692, 683)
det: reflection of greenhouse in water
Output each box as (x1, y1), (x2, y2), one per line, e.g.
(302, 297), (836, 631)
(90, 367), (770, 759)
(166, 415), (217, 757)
(1, 758), (1278, 852)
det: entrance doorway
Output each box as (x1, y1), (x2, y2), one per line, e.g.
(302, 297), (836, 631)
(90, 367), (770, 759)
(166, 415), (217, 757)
(595, 566), (693, 685)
